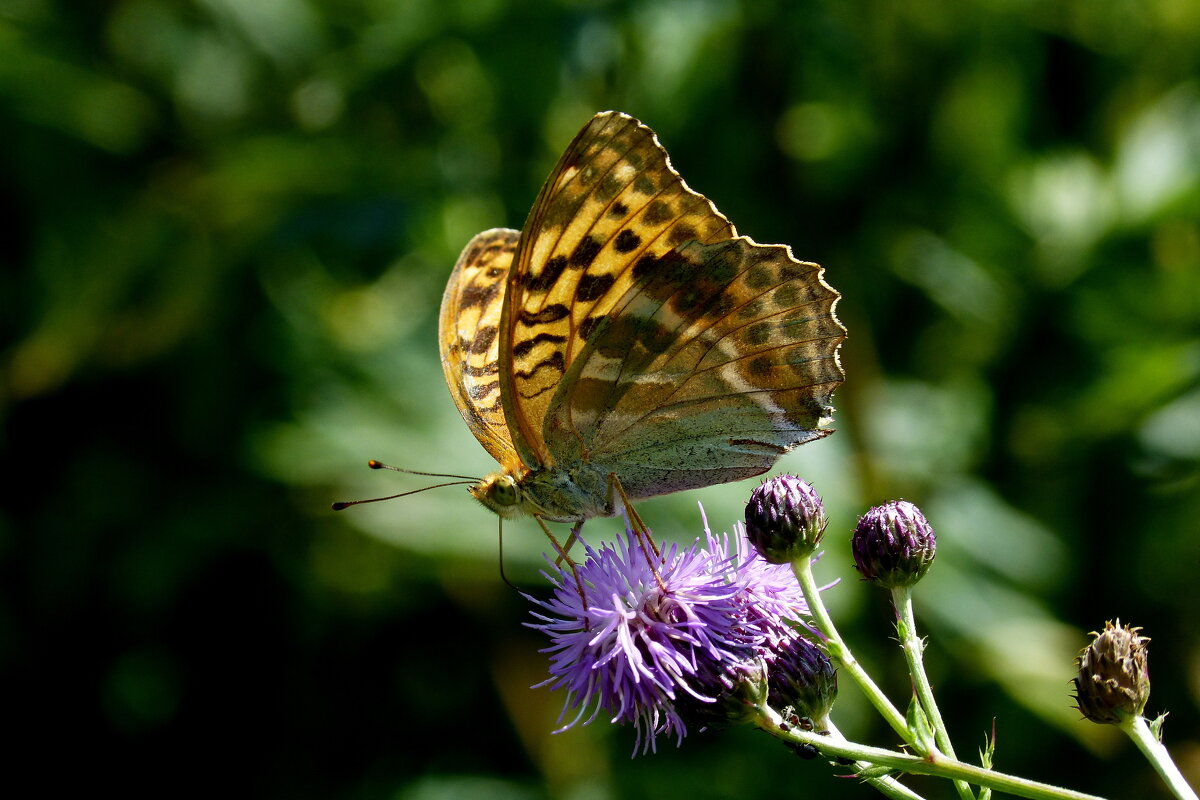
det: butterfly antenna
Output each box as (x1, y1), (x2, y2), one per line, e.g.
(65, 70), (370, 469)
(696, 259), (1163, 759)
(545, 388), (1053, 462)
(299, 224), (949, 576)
(365, 460), (479, 481)
(331, 481), (475, 511)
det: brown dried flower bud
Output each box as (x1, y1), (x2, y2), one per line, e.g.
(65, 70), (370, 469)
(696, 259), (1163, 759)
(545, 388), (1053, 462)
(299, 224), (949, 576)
(1073, 620), (1150, 725)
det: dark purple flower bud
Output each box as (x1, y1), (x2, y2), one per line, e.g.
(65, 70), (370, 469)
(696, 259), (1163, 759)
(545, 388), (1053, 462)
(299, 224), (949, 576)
(767, 632), (837, 727)
(851, 500), (936, 588)
(744, 475), (828, 563)
(1074, 620), (1151, 725)
(675, 660), (768, 732)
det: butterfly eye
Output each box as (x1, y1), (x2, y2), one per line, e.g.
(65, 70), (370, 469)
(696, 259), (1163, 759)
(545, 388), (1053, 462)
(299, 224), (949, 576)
(489, 476), (520, 507)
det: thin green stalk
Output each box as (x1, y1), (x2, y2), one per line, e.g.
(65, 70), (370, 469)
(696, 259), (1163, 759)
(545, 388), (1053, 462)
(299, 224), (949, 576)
(792, 553), (912, 745)
(892, 585), (975, 800)
(754, 704), (1107, 800)
(1120, 714), (1198, 800)
(824, 721), (929, 800)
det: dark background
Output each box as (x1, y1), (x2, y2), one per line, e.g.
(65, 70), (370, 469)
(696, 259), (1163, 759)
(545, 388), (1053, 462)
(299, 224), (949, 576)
(3, 1), (1198, 798)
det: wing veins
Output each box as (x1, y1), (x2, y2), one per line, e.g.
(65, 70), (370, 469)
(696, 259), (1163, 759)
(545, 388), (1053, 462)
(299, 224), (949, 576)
(569, 244), (842, 453)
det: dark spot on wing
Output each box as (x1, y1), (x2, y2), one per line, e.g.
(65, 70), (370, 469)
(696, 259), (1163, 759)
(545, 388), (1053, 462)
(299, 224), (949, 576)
(614, 229), (641, 253)
(639, 250), (696, 301)
(748, 355), (774, 377)
(579, 314), (607, 341)
(778, 261), (806, 281)
(591, 316), (675, 359)
(643, 200), (673, 225)
(467, 379), (498, 397)
(738, 299), (763, 319)
(470, 325), (497, 355)
(513, 332), (567, 358)
(704, 241), (742, 283)
(569, 235), (603, 268)
(666, 224), (699, 246)
(525, 255), (568, 292)
(632, 253), (662, 281)
(745, 322), (773, 347)
(515, 351), (565, 380)
(518, 304), (570, 325)
(577, 273), (616, 302)
(774, 283), (799, 307)
(745, 264), (775, 290)
(460, 280), (502, 309)
(597, 173), (623, 202)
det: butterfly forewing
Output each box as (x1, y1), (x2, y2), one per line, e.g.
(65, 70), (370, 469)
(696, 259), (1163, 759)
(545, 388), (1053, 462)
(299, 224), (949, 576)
(439, 227), (523, 473)
(499, 111), (737, 469)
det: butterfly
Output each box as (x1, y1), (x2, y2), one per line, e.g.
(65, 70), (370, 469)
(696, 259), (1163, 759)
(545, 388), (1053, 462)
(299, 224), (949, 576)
(439, 111), (845, 537)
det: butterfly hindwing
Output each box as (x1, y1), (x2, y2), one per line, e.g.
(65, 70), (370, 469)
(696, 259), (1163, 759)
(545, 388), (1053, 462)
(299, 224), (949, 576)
(547, 236), (845, 500)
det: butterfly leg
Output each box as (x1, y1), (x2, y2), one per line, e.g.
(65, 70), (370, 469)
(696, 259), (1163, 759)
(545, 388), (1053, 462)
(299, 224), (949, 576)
(560, 519), (585, 556)
(607, 473), (666, 589)
(534, 515), (588, 604)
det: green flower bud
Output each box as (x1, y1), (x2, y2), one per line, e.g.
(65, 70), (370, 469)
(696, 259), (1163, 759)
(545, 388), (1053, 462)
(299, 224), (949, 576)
(1074, 620), (1151, 725)
(744, 475), (828, 563)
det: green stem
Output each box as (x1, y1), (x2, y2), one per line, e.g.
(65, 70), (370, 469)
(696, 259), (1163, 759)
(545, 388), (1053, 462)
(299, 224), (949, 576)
(791, 554), (912, 745)
(1120, 714), (1198, 800)
(892, 586), (975, 800)
(824, 721), (929, 800)
(755, 705), (1107, 800)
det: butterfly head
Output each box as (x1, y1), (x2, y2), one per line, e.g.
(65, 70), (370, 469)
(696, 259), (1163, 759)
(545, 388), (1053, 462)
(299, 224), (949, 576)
(471, 473), (530, 519)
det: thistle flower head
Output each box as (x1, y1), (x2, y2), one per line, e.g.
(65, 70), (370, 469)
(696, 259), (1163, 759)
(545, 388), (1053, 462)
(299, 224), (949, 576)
(744, 475), (828, 563)
(1074, 620), (1151, 725)
(526, 510), (813, 753)
(851, 500), (937, 588)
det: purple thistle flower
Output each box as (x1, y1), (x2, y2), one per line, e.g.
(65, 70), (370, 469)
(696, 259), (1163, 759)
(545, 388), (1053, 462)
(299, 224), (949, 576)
(526, 508), (816, 754)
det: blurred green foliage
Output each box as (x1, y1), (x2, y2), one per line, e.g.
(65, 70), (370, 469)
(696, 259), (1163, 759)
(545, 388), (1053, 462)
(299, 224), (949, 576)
(2, 0), (1198, 798)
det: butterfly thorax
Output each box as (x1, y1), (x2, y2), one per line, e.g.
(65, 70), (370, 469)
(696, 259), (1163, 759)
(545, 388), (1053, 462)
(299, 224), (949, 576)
(470, 463), (613, 523)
